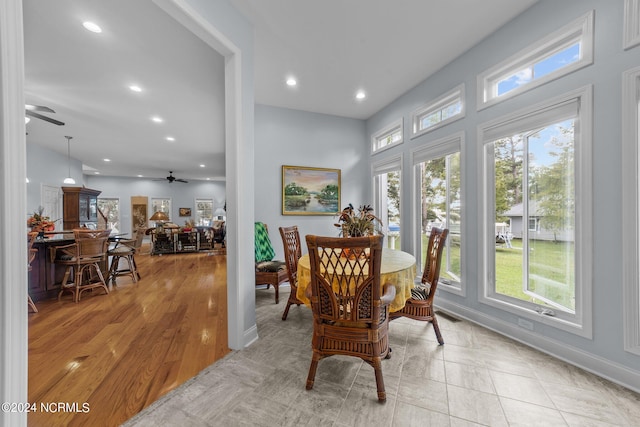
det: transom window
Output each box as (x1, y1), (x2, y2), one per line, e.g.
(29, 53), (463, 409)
(372, 119), (403, 154)
(412, 85), (465, 138)
(478, 11), (594, 109)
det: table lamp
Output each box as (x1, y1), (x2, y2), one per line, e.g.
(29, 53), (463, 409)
(149, 211), (169, 233)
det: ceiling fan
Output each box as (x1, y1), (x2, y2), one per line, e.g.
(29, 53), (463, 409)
(154, 171), (188, 183)
(25, 104), (65, 126)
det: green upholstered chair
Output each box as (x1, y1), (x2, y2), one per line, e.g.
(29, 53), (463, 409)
(255, 222), (287, 304)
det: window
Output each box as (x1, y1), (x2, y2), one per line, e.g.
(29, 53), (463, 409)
(373, 156), (402, 249)
(372, 119), (403, 153)
(479, 86), (593, 337)
(151, 198), (171, 225)
(622, 66), (640, 355)
(412, 85), (465, 138)
(412, 132), (463, 294)
(624, 0), (640, 49)
(195, 199), (213, 226)
(97, 198), (120, 233)
(478, 11), (594, 110)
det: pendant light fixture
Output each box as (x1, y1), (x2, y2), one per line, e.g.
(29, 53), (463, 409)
(63, 135), (76, 185)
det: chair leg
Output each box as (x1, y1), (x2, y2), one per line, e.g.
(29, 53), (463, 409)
(58, 266), (74, 301)
(274, 283), (280, 304)
(28, 295), (38, 313)
(281, 300), (292, 320)
(432, 313), (444, 345)
(306, 353), (320, 390)
(372, 358), (387, 402)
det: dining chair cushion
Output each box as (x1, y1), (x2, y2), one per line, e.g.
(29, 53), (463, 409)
(410, 283), (430, 300)
(256, 260), (286, 272)
(108, 245), (134, 254)
(58, 254), (75, 261)
(255, 222), (275, 262)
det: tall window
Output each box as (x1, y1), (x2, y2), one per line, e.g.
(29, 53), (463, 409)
(97, 198), (120, 233)
(151, 198), (171, 226)
(480, 86), (592, 337)
(373, 156), (402, 249)
(195, 199), (213, 226)
(478, 11), (593, 109)
(413, 133), (463, 293)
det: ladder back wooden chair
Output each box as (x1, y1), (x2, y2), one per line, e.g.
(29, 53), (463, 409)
(51, 229), (111, 303)
(255, 222), (288, 304)
(390, 227), (449, 344)
(279, 225), (304, 320)
(305, 234), (396, 402)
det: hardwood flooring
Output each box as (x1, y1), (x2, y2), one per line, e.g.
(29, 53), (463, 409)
(28, 246), (230, 427)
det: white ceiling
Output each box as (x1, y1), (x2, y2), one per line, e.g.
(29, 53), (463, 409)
(24, 0), (538, 180)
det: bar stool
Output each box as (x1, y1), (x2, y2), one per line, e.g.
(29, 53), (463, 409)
(51, 229), (111, 303)
(107, 228), (145, 284)
(27, 231), (38, 313)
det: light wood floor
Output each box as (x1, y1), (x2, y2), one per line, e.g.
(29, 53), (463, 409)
(28, 246), (230, 427)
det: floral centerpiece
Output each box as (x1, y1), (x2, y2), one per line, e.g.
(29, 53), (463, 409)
(27, 206), (56, 232)
(335, 203), (383, 237)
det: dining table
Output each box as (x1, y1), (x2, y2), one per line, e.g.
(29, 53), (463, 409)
(296, 247), (417, 312)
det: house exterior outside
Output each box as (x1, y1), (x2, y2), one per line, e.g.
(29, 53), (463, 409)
(503, 201), (574, 242)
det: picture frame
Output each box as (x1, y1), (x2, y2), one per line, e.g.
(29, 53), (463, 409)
(282, 165), (340, 215)
(179, 207), (192, 217)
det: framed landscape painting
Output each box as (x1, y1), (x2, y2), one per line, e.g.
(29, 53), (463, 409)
(282, 165), (340, 215)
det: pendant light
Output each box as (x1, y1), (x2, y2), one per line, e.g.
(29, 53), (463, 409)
(63, 135), (76, 185)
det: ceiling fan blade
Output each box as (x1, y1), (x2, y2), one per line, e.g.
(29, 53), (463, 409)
(175, 179), (188, 183)
(26, 104), (55, 113)
(25, 110), (65, 126)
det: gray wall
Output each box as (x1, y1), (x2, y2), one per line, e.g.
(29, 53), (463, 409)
(254, 104), (369, 260)
(366, 0), (639, 390)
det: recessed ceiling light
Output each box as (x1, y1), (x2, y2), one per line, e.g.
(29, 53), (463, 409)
(151, 116), (163, 123)
(25, 117), (30, 124)
(286, 77), (297, 87)
(206, 177), (211, 181)
(94, 172), (100, 175)
(356, 91), (366, 100)
(137, 174), (144, 178)
(166, 136), (175, 142)
(103, 158), (111, 162)
(129, 85), (142, 92)
(82, 21), (102, 33)
(199, 164), (205, 168)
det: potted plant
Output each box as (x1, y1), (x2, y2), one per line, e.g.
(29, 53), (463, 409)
(334, 203), (383, 237)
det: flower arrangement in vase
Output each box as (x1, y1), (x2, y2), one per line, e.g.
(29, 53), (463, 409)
(27, 206), (57, 233)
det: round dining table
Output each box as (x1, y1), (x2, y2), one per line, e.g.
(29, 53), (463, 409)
(296, 247), (417, 312)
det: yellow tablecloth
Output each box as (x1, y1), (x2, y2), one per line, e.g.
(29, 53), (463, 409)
(296, 247), (416, 312)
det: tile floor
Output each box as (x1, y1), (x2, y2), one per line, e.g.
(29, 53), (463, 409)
(124, 287), (640, 426)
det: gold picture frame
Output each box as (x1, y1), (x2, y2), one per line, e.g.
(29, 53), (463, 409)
(282, 165), (340, 216)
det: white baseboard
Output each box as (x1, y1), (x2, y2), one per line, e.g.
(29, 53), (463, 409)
(436, 300), (640, 393)
(244, 324), (259, 348)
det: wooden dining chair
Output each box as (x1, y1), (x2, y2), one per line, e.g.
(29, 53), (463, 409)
(390, 227), (449, 344)
(279, 225), (304, 320)
(107, 228), (145, 284)
(305, 234), (396, 402)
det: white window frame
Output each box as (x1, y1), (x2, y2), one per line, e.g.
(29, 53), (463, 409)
(478, 85), (593, 338)
(372, 155), (403, 248)
(411, 84), (465, 139)
(195, 198), (214, 226)
(624, 0), (640, 50)
(412, 131), (465, 296)
(371, 118), (403, 154)
(477, 11), (594, 110)
(622, 66), (640, 355)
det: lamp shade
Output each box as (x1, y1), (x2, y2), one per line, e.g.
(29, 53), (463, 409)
(149, 211), (169, 221)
